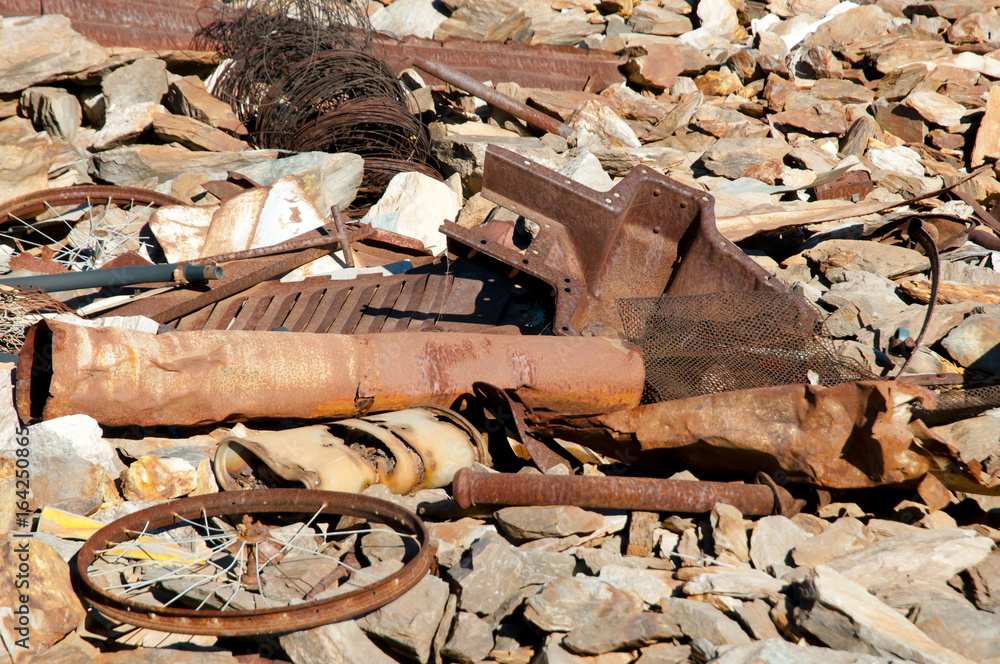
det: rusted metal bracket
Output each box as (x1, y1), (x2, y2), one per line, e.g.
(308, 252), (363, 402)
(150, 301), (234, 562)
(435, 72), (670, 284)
(442, 146), (785, 336)
(451, 468), (802, 517)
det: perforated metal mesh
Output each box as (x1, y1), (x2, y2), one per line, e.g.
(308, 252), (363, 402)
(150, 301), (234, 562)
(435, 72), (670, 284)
(619, 292), (877, 403)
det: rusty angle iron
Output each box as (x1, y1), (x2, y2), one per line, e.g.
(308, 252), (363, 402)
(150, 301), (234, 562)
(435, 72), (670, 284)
(442, 145), (785, 337)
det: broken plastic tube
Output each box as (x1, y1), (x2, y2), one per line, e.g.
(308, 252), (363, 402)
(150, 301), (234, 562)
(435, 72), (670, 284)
(0, 262), (223, 292)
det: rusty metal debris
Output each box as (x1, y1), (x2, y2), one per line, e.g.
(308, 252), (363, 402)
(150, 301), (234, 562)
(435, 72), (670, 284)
(18, 319), (644, 427)
(216, 405), (486, 494)
(452, 468), (802, 517)
(75, 488), (434, 636)
(443, 145), (785, 337)
(412, 57), (573, 139)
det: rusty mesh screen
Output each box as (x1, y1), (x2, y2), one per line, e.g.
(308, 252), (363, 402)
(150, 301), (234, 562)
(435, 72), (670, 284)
(619, 292), (877, 403)
(913, 385), (1000, 426)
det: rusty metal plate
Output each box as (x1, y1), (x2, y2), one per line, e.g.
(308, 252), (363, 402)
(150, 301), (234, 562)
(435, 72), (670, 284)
(378, 36), (625, 92)
(442, 145), (786, 337)
(812, 169), (874, 201)
(171, 258), (520, 334)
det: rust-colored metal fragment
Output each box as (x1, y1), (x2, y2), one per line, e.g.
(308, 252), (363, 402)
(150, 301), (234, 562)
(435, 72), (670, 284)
(18, 320), (644, 427)
(452, 468), (801, 517)
(530, 381), (993, 491)
(75, 489), (433, 636)
(811, 169), (874, 201)
(412, 57), (572, 138)
(443, 146), (785, 336)
(0, 185), (185, 225)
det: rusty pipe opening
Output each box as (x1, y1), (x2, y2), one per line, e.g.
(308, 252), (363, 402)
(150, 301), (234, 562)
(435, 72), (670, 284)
(16, 320), (53, 422)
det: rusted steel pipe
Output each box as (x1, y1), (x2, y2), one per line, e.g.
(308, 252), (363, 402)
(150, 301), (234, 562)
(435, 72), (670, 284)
(17, 321), (644, 427)
(451, 468), (799, 516)
(411, 57), (573, 139)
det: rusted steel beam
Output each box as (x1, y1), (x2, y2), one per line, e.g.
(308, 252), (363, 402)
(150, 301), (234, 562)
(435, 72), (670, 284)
(412, 57), (573, 138)
(452, 468), (800, 516)
(17, 321), (644, 427)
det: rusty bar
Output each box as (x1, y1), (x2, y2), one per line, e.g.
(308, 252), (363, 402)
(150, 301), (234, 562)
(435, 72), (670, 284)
(452, 469), (797, 516)
(411, 57), (573, 139)
(17, 321), (644, 426)
(0, 185), (186, 224)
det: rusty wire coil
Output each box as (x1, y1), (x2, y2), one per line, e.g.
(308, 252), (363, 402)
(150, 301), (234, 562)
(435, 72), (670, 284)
(196, 0), (438, 211)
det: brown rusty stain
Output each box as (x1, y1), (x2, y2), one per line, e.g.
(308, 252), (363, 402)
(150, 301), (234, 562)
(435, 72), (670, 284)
(17, 320), (644, 427)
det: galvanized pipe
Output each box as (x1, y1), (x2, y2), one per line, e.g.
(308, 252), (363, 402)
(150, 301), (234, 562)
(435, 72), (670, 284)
(451, 468), (798, 516)
(411, 57), (573, 139)
(0, 262), (222, 292)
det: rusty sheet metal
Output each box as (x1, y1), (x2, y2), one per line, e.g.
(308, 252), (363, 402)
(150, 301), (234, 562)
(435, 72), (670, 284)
(452, 468), (801, 517)
(443, 145), (785, 337)
(76, 489), (433, 636)
(530, 381), (995, 492)
(379, 36), (625, 92)
(165, 258), (518, 334)
(17, 320), (644, 427)
(1, 0), (210, 50)
(811, 169), (874, 201)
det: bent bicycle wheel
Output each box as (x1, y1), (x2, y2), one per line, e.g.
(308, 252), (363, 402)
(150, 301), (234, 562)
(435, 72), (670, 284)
(74, 489), (433, 636)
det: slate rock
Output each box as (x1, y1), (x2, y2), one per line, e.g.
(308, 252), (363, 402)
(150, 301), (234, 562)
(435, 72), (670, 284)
(711, 503), (749, 565)
(931, 415), (1000, 479)
(0, 15), (108, 94)
(535, 633), (634, 664)
(749, 516), (810, 572)
(528, 8), (603, 46)
(448, 532), (575, 620)
(701, 138), (789, 179)
(0, 537), (87, 657)
(947, 9), (1000, 44)
(910, 598), (1000, 662)
(166, 76), (244, 133)
(281, 619), (398, 664)
(795, 565), (974, 664)
(20, 87), (81, 142)
(1, 453), (106, 516)
(623, 43), (711, 90)
(941, 313), (1000, 372)
(825, 528), (994, 592)
(370, 0), (448, 39)
(772, 101), (848, 135)
(634, 643), (692, 664)
(966, 552), (1000, 613)
(733, 599), (782, 641)
(682, 568), (785, 600)
(121, 454), (198, 501)
(98, 649), (237, 664)
(524, 575), (644, 632)
(151, 113), (247, 152)
(599, 565), (681, 607)
(238, 151), (364, 217)
(804, 5), (893, 48)
(357, 573), (450, 664)
(562, 611), (681, 656)
(659, 597), (752, 646)
(791, 517), (873, 568)
(495, 506), (605, 541)
(442, 611), (494, 664)
(102, 57), (168, 108)
(711, 638), (907, 664)
(972, 83), (1000, 166)
(365, 171), (462, 254)
(94, 145), (279, 185)
(629, 5), (692, 36)
(875, 579), (976, 613)
(903, 88), (967, 128)
(92, 102), (164, 151)
(427, 519), (495, 568)
(22, 414), (120, 478)
(568, 100), (641, 149)
(802, 240), (929, 280)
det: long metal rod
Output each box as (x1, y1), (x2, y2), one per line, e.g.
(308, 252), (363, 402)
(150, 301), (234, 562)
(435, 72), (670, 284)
(451, 468), (799, 516)
(411, 57), (573, 139)
(0, 263), (222, 292)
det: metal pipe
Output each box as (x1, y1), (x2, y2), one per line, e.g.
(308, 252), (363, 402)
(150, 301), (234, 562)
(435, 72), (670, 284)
(0, 262), (222, 292)
(411, 57), (574, 139)
(451, 468), (799, 516)
(17, 321), (644, 427)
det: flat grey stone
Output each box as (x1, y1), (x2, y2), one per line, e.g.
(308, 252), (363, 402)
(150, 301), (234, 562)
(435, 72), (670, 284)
(357, 573), (450, 664)
(791, 517), (872, 568)
(1, 453), (104, 516)
(711, 638), (909, 664)
(634, 643), (692, 664)
(524, 575), (644, 632)
(94, 144), (279, 185)
(701, 137), (789, 179)
(562, 611), (681, 655)
(875, 580), (975, 612)
(912, 599), (1000, 662)
(237, 151), (364, 217)
(803, 240), (929, 280)
(967, 552), (1000, 613)
(599, 564), (679, 607)
(0, 15), (108, 94)
(22, 414), (122, 477)
(749, 516), (811, 572)
(102, 57), (168, 108)
(681, 568), (786, 600)
(930, 415), (1000, 480)
(281, 620), (397, 664)
(794, 566), (975, 664)
(495, 505), (605, 541)
(441, 611), (494, 664)
(448, 532), (575, 621)
(370, 0), (448, 39)
(20, 86), (81, 141)
(658, 597), (751, 646)
(941, 313), (1000, 372)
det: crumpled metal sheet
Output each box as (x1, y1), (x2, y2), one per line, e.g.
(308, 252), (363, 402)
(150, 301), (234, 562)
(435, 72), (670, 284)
(17, 320), (644, 427)
(531, 381), (997, 492)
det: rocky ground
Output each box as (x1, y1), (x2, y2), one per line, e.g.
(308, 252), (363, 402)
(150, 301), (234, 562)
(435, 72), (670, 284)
(1, 0), (1000, 663)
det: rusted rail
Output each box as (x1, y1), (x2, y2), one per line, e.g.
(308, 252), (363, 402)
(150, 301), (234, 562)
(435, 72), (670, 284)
(451, 469), (801, 516)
